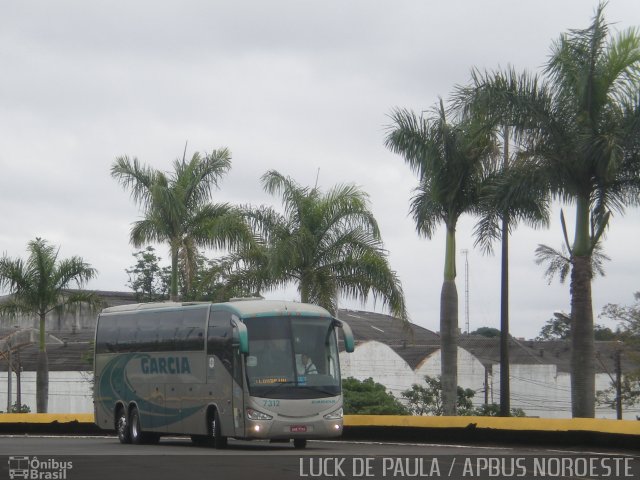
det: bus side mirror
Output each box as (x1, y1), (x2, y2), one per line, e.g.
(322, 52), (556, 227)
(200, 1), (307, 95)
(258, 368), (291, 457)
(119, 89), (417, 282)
(333, 319), (355, 353)
(231, 319), (249, 354)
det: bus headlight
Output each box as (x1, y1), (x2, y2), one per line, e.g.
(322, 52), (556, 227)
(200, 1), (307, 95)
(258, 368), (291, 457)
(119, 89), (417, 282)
(246, 408), (273, 421)
(323, 408), (343, 420)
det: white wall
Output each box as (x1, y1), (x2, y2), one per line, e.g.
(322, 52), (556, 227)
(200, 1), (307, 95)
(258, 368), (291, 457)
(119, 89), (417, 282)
(340, 341), (418, 398)
(492, 364), (639, 420)
(341, 341), (639, 419)
(415, 348), (488, 408)
(0, 371), (93, 414)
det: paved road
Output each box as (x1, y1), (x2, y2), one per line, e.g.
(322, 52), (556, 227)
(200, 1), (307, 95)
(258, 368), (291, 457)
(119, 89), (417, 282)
(1, 436), (637, 480)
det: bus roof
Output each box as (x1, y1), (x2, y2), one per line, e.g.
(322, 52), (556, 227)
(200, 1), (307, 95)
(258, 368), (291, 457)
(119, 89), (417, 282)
(100, 299), (333, 319)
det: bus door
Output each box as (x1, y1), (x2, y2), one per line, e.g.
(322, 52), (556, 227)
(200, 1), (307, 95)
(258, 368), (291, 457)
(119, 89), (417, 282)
(230, 338), (246, 437)
(207, 309), (236, 436)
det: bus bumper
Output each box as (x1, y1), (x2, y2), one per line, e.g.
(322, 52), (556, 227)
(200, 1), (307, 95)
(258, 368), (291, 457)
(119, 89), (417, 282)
(245, 418), (343, 440)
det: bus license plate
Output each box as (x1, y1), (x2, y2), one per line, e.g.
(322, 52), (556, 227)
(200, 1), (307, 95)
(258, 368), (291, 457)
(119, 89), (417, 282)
(290, 425), (307, 433)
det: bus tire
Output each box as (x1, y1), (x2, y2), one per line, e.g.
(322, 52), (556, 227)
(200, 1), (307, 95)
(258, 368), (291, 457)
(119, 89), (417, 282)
(130, 407), (143, 445)
(293, 439), (307, 449)
(210, 410), (227, 449)
(116, 407), (131, 444)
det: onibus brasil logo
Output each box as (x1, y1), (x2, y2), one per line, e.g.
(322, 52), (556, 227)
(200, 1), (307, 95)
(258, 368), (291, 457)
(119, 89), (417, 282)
(8, 456), (72, 480)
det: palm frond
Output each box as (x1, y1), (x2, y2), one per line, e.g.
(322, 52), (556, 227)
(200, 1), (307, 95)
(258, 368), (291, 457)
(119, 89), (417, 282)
(241, 171), (407, 320)
(130, 218), (168, 247)
(191, 204), (254, 250)
(535, 244), (572, 284)
(111, 156), (157, 208)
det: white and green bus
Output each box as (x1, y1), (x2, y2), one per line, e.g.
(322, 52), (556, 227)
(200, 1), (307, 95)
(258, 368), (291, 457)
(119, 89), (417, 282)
(93, 299), (355, 449)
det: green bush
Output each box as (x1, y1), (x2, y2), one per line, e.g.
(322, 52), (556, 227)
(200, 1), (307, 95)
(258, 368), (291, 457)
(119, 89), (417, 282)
(343, 377), (409, 415)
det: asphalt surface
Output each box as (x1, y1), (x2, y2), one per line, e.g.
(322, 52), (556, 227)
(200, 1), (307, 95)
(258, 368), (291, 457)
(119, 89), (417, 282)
(0, 436), (638, 480)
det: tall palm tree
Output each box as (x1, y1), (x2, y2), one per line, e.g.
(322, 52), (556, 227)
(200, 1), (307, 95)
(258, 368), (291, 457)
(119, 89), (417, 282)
(385, 100), (495, 414)
(112, 149), (251, 302)
(233, 170), (407, 320)
(451, 112), (550, 415)
(473, 136), (550, 416)
(458, 4), (640, 416)
(0, 238), (97, 412)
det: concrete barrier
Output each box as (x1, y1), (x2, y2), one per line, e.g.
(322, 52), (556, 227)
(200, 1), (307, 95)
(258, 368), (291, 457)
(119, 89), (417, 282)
(342, 415), (639, 449)
(0, 413), (94, 424)
(344, 415), (640, 435)
(0, 414), (637, 448)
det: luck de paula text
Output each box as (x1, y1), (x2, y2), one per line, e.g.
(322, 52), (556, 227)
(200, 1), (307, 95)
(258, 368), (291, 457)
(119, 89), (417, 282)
(298, 456), (634, 478)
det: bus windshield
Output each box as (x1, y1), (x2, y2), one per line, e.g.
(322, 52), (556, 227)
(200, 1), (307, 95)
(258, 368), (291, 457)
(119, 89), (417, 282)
(244, 316), (341, 399)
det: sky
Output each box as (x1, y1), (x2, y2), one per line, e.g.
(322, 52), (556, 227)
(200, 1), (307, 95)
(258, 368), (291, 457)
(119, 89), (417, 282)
(1, 1), (639, 339)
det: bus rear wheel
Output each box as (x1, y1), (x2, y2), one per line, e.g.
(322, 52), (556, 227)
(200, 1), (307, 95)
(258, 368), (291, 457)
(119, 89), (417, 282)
(116, 407), (131, 444)
(130, 407), (143, 444)
(210, 410), (227, 449)
(293, 439), (307, 449)
(129, 407), (160, 445)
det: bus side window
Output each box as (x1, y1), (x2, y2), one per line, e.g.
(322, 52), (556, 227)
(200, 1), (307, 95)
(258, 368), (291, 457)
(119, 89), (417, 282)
(157, 310), (181, 351)
(137, 313), (160, 352)
(96, 315), (119, 353)
(208, 309), (233, 372)
(180, 308), (206, 350)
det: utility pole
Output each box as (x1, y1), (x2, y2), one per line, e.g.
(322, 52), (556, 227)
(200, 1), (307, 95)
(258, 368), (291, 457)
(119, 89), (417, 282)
(499, 125), (511, 417)
(615, 346), (622, 420)
(6, 344), (12, 412)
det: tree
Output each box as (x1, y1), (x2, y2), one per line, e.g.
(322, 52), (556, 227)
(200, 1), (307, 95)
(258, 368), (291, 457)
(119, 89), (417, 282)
(235, 170), (407, 319)
(471, 327), (501, 338)
(601, 291), (640, 343)
(472, 403), (526, 417)
(465, 130), (549, 417)
(536, 312), (617, 341)
(456, 5), (640, 417)
(596, 375), (640, 413)
(402, 375), (527, 417)
(601, 291), (640, 368)
(401, 376), (475, 416)
(385, 100), (495, 414)
(112, 149), (252, 302)
(536, 314), (572, 341)
(179, 251), (254, 302)
(342, 377), (409, 415)
(126, 246), (170, 302)
(597, 292), (640, 417)
(0, 238), (97, 412)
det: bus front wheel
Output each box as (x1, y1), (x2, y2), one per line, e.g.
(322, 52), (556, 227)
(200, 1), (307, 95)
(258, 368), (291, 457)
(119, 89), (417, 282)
(210, 410), (227, 449)
(116, 408), (131, 444)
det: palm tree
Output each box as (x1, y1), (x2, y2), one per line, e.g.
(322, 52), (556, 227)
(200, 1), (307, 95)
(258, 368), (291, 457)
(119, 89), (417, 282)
(471, 136), (550, 416)
(458, 4), (640, 416)
(0, 238), (97, 412)
(385, 100), (495, 414)
(449, 109), (550, 415)
(111, 149), (251, 302)
(233, 170), (407, 320)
